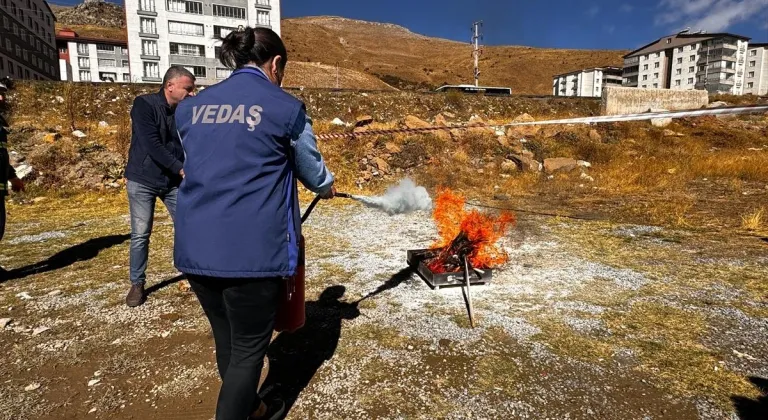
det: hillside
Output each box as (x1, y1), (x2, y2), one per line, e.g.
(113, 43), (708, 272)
(51, 0), (124, 28)
(283, 62), (396, 90)
(282, 17), (628, 94)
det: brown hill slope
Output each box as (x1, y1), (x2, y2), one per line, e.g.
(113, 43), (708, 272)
(283, 16), (628, 94)
(283, 62), (396, 90)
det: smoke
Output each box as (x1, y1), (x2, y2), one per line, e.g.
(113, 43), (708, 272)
(352, 178), (432, 215)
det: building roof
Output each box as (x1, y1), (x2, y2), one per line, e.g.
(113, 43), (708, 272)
(749, 43), (768, 48)
(56, 29), (128, 46)
(624, 31), (751, 59)
(552, 66), (623, 78)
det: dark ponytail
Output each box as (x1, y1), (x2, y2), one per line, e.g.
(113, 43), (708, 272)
(219, 27), (287, 71)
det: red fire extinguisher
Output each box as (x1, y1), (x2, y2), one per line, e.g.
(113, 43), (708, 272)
(274, 195), (322, 333)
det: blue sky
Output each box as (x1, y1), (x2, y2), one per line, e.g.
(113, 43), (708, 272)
(62, 0), (768, 49)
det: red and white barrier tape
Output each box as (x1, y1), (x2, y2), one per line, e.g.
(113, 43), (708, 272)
(315, 104), (768, 140)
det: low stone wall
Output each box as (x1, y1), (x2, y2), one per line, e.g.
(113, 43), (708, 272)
(601, 86), (709, 115)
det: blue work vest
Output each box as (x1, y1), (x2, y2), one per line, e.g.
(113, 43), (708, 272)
(173, 68), (304, 278)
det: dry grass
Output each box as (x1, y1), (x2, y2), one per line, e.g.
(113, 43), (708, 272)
(740, 207), (765, 232)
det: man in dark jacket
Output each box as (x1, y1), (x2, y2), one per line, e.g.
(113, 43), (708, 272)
(1, 78), (24, 275)
(124, 66), (196, 307)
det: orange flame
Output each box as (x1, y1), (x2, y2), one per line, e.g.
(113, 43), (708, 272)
(430, 188), (516, 269)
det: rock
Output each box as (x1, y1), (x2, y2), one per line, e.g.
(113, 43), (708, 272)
(72, 130), (87, 138)
(361, 171), (373, 181)
(16, 292), (32, 300)
(14, 164), (34, 180)
(47, 290), (62, 296)
(544, 158), (579, 174)
(577, 160), (592, 168)
(88, 379), (101, 387)
(55, 96), (65, 103)
(384, 142), (401, 154)
(24, 383), (41, 392)
(404, 115), (430, 129)
(354, 115), (373, 128)
(508, 154), (542, 172)
(708, 101), (729, 108)
(442, 111), (456, 119)
(98, 121), (109, 128)
(514, 113), (535, 123)
(434, 114), (448, 127)
(588, 129), (602, 142)
(106, 111), (115, 116)
(161, 331), (170, 338)
(521, 150), (535, 159)
(331, 118), (345, 126)
(32, 326), (50, 336)
(497, 136), (510, 148)
(43, 132), (60, 143)
(0, 318), (12, 328)
(580, 172), (595, 182)
(500, 159), (517, 173)
(662, 129), (684, 137)
(493, 194), (511, 201)
(507, 114), (539, 137)
(649, 108), (672, 128)
(372, 157), (390, 174)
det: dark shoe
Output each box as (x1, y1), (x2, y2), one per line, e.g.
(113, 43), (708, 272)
(125, 284), (146, 307)
(249, 398), (285, 420)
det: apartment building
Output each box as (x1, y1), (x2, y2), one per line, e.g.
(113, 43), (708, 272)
(0, 0), (58, 80)
(744, 43), (768, 96)
(552, 67), (623, 97)
(124, 0), (281, 86)
(57, 28), (131, 83)
(623, 30), (750, 95)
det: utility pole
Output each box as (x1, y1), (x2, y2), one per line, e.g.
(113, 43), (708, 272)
(471, 21), (483, 87)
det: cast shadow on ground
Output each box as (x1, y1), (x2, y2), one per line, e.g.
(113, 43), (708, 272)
(732, 376), (768, 420)
(1, 234), (130, 283)
(262, 266), (415, 414)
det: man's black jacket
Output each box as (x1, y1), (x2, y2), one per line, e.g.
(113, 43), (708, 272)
(124, 89), (184, 189)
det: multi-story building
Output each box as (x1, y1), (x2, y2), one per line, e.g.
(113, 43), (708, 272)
(124, 0), (281, 86)
(622, 30), (750, 95)
(0, 0), (59, 80)
(744, 43), (768, 96)
(57, 28), (131, 83)
(552, 67), (623, 97)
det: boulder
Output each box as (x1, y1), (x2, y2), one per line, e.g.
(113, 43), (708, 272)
(14, 164), (35, 180)
(43, 133), (60, 143)
(508, 154), (542, 172)
(507, 113), (539, 137)
(707, 101), (729, 108)
(331, 118), (345, 126)
(588, 129), (602, 142)
(649, 108), (672, 128)
(544, 158), (579, 174)
(500, 159), (518, 173)
(662, 129), (684, 137)
(433, 114), (452, 141)
(384, 142), (402, 154)
(355, 115), (373, 127)
(72, 130), (87, 138)
(404, 115), (430, 129)
(372, 157), (390, 174)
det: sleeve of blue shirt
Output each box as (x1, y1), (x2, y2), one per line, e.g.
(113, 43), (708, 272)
(290, 109), (334, 195)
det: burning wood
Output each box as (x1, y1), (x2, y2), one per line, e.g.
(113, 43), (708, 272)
(424, 188), (515, 274)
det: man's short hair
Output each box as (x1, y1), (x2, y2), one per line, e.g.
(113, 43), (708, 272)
(162, 66), (196, 88)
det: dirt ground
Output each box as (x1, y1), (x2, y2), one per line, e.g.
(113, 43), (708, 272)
(0, 193), (766, 420)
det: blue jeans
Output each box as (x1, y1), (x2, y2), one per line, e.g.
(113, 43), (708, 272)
(127, 180), (178, 286)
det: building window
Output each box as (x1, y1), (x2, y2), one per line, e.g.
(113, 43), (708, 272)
(15, 45), (21, 57)
(98, 58), (116, 67)
(666, 39), (671, 44)
(215, 46), (221, 59)
(2, 16), (7, 30)
(172, 64), (206, 78)
(675, 79), (681, 86)
(143, 61), (160, 78)
(642, 75), (648, 81)
(12, 23), (17, 36)
(167, 0), (203, 14)
(34, 22), (38, 33)
(699, 65), (706, 71)
(22, 50), (27, 61)
(170, 43), (205, 57)
(748, 71), (755, 78)
(99, 72), (117, 82)
(689, 66), (694, 73)
(122, 60), (130, 67)
(654, 72), (659, 79)
(257, 10), (270, 26)
(677, 47), (683, 53)
(140, 17), (157, 34)
(80, 70), (91, 81)
(216, 68), (232, 79)
(168, 20), (204, 36)
(643, 64), (648, 70)
(749, 61), (756, 67)
(690, 55), (695, 62)
(78, 57), (90, 68)
(641, 85), (647, 88)
(212, 4), (246, 19)
(20, 29), (26, 42)
(5, 39), (11, 51)
(123, 73), (131, 82)
(214, 25), (237, 39)
(77, 43), (89, 55)
(653, 83), (658, 88)
(675, 69), (681, 75)
(255, 0), (270, 5)
(688, 78), (694, 84)
(140, 0), (156, 12)
(142, 40), (158, 56)
(747, 82), (754, 88)
(654, 62), (660, 68)
(97, 44), (115, 53)
(677, 57), (682, 64)
(10, 3), (15, 14)
(46, 16), (50, 26)
(750, 50), (757, 56)
(24, 69), (29, 79)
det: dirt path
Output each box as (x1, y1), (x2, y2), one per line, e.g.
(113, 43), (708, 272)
(1, 197), (766, 419)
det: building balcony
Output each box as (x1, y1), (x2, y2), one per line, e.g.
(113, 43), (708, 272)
(143, 76), (161, 82)
(700, 42), (737, 52)
(254, 1), (271, 9)
(140, 54), (160, 60)
(137, 9), (158, 17)
(140, 32), (160, 39)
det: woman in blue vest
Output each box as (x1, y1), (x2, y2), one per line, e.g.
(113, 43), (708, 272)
(174, 27), (335, 420)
